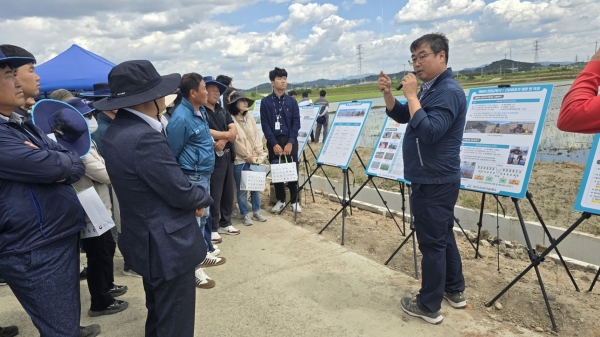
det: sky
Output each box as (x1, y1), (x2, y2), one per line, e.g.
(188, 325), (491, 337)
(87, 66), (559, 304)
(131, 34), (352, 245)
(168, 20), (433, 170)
(2, 0), (599, 89)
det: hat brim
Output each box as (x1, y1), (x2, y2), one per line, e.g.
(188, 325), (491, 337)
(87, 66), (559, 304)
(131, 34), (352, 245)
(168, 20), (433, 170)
(205, 80), (228, 95)
(31, 99), (91, 158)
(93, 73), (181, 111)
(80, 92), (110, 98)
(2, 56), (36, 69)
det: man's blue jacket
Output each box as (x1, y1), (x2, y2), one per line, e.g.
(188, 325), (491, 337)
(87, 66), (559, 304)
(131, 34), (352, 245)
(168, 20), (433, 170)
(386, 68), (467, 184)
(166, 97), (215, 176)
(0, 118), (86, 257)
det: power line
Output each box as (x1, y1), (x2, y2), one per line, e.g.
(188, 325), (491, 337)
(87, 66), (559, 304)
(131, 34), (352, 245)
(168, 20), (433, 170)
(533, 39), (540, 63)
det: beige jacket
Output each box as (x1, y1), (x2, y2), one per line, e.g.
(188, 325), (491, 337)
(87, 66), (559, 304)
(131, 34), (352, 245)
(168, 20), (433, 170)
(232, 113), (266, 165)
(72, 141), (112, 213)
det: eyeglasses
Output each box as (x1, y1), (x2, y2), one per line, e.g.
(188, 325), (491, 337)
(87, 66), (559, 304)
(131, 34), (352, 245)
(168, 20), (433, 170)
(408, 52), (437, 66)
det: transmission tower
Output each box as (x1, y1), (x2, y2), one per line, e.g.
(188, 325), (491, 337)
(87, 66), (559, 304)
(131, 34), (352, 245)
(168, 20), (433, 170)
(533, 40), (540, 64)
(356, 44), (364, 83)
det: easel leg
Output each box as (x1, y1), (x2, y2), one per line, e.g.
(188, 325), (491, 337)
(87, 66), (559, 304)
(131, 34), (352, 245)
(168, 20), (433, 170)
(384, 185), (419, 279)
(341, 169), (347, 245)
(589, 268), (600, 292)
(474, 193), (486, 259)
(302, 151), (315, 203)
(454, 216), (482, 258)
(400, 182), (406, 236)
(526, 192), (579, 291)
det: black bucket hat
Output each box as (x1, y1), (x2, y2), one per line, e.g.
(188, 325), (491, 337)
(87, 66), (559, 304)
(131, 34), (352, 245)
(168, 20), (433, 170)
(93, 60), (181, 111)
(227, 91), (255, 113)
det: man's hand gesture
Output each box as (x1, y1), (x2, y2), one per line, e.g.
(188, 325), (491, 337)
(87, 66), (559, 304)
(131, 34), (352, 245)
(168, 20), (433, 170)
(378, 71), (392, 94)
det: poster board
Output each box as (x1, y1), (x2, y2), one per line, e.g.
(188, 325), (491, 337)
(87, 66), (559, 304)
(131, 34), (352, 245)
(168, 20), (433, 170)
(459, 84), (553, 199)
(252, 100), (263, 140)
(297, 105), (321, 161)
(364, 113), (410, 183)
(316, 101), (373, 169)
(574, 135), (600, 214)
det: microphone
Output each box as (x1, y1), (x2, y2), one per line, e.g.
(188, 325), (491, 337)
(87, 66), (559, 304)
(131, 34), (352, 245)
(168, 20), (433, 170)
(396, 71), (417, 91)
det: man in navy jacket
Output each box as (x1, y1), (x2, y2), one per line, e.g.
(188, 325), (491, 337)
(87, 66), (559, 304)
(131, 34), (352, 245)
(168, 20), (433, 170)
(0, 50), (86, 336)
(96, 60), (213, 337)
(378, 33), (467, 325)
(260, 67), (301, 213)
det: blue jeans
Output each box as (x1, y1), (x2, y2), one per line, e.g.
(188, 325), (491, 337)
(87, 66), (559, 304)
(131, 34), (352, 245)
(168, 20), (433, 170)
(233, 163), (261, 215)
(187, 175), (214, 252)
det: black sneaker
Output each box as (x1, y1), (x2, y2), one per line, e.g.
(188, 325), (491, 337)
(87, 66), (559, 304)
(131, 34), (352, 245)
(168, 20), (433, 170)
(88, 299), (129, 317)
(444, 291), (467, 309)
(0, 325), (19, 337)
(0, 278), (7, 286)
(80, 324), (101, 337)
(108, 285), (128, 297)
(400, 297), (444, 324)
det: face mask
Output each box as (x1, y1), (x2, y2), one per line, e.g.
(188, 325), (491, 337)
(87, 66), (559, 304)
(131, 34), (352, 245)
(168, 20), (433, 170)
(87, 117), (98, 133)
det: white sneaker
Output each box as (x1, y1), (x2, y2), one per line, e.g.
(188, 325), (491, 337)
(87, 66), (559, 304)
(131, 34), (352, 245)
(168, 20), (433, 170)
(252, 211), (267, 222)
(210, 247), (221, 256)
(200, 252), (226, 267)
(195, 268), (215, 289)
(242, 214), (254, 226)
(271, 201), (286, 213)
(218, 225), (241, 235)
(211, 232), (222, 243)
(291, 203), (302, 213)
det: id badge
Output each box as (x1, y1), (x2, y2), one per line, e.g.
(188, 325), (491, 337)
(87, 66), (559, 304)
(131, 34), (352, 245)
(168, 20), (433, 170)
(275, 122), (281, 130)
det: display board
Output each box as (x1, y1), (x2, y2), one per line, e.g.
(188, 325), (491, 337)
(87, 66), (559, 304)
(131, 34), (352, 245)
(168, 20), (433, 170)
(459, 84), (553, 199)
(574, 135), (600, 214)
(316, 101), (373, 169)
(297, 105), (321, 160)
(252, 100), (263, 140)
(364, 114), (410, 183)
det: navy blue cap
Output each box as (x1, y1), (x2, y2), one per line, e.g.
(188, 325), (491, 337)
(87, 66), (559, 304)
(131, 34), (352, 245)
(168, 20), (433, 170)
(203, 76), (228, 95)
(0, 49), (36, 68)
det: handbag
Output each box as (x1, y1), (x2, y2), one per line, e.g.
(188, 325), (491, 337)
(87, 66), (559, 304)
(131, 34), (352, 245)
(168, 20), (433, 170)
(240, 164), (267, 191)
(76, 187), (116, 238)
(270, 156), (298, 183)
(316, 115), (326, 125)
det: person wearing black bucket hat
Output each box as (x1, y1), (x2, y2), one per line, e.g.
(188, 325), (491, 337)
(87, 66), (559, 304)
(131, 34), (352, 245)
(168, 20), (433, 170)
(0, 49), (89, 337)
(98, 60), (213, 337)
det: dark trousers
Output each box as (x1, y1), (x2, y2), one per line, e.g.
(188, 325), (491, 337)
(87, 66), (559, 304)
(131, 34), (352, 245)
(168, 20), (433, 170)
(268, 134), (299, 203)
(411, 181), (465, 313)
(0, 233), (80, 337)
(210, 151), (235, 231)
(314, 121), (328, 143)
(81, 230), (117, 310)
(142, 269), (196, 337)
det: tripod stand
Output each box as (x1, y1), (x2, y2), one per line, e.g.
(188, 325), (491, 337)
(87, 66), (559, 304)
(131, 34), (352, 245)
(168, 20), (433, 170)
(384, 184), (418, 279)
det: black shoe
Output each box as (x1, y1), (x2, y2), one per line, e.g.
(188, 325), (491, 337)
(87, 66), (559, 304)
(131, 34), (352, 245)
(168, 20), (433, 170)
(80, 324), (101, 337)
(0, 278), (7, 286)
(80, 267), (88, 280)
(0, 326), (18, 337)
(108, 284), (128, 297)
(88, 299), (129, 317)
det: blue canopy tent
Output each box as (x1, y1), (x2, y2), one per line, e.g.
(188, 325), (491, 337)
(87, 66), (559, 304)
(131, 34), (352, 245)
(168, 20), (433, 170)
(37, 44), (115, 94)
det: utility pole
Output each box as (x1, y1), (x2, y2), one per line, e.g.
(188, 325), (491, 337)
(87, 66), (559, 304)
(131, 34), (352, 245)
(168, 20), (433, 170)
(575, 55), (578, 63)
(596, 40), (598, 53)
(356, 44), (364, 83)
(533, 40), (540, 64)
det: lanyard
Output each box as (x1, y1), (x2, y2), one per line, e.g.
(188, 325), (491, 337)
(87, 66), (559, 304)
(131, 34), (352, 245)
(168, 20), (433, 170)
(271, 93), (285, 122)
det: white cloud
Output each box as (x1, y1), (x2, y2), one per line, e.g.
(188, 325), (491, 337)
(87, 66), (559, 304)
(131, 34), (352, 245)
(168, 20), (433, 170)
(259, 15), (285, 23)
(353, 0), (367, 4)
(394, 0), (485, 24)
(276, 3), (338, 33)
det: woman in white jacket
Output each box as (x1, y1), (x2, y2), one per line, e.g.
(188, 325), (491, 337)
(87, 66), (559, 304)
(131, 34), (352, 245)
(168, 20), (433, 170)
(228, 92), (268, 226)
(67, 98), (130, 317)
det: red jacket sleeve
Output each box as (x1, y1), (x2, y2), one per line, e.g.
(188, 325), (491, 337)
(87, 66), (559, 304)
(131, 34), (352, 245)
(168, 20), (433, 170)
(557, 61), (600, 133)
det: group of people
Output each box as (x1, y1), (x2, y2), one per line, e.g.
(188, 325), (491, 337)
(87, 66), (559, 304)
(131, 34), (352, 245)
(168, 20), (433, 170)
(0, 41), (324, 336)
(2, 30), (597, 337)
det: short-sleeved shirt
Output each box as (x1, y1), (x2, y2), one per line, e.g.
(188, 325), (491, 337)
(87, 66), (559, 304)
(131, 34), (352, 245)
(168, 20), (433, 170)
(205, 103), (235, 153)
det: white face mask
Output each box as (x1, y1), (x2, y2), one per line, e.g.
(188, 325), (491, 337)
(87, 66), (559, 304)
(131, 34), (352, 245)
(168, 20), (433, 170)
(87, 116), (98, 133)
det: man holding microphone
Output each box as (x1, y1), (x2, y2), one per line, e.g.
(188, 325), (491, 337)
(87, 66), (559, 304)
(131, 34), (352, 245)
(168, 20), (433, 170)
(377, 33), (467, 324)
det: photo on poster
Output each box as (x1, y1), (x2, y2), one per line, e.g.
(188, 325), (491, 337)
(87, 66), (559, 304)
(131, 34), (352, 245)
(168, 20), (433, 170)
(371, 161), (381, 169)
(464, 120), (536, 135)
(337, 107), (367, 118)
(460, 161), (476, 179)
(383, 152), (395, 160)
(392, 132), (402, 139)
(388, 143), (399, 150)
(382, 131), (393, 138)
(380, 163), (390, 171)
(507, 145), (529, 166)
(374, 151), (384, 159)
(378, 141), (389, 149)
